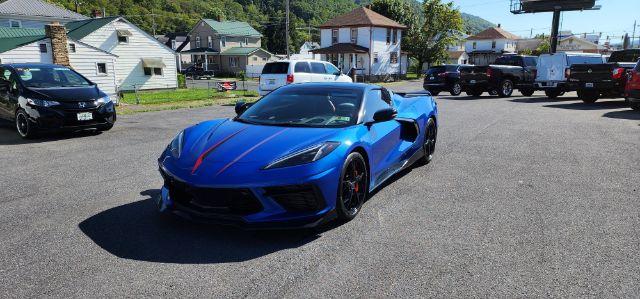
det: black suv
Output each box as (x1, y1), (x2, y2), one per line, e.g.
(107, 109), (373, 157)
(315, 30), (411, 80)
(423, 65), (463, 96)
(0, 63), (116, 138)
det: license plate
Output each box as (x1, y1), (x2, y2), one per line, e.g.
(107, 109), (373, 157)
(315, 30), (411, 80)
(585, 83), (594, 88)
(429, 76), (435, 80)
(470, 80), (476, 84)
(268, 79), (275, 85)
(77, 112), (93, 121)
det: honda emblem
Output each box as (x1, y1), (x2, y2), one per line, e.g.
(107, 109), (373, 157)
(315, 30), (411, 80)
(78, 102), (86, 108)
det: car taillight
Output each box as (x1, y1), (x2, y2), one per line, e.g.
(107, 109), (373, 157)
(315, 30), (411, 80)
(565, 68), (571, 79)
(286, 74), (294, 84)
(438, 72), (447, 77)
(612, 68), (625, 80)
(486, 68), (493, 77)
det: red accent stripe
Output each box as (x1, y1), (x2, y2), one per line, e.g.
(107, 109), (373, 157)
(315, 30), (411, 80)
(216, 128), (290, 176)
(191, 127), (248, 174)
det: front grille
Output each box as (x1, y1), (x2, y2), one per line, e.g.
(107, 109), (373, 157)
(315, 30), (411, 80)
(164, 175), (263, 216)
(264, 185), (325, 212)
(59, 101), (99, 110)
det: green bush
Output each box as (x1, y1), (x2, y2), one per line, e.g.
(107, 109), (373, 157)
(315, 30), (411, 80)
(177, 74), (187, 89)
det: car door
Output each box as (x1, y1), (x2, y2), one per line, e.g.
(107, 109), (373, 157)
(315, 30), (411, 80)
(324, 62), (342, 82)
(363, 88), (403, 185)
(293, 61), (312, 83)
(309, 62), (328, 82)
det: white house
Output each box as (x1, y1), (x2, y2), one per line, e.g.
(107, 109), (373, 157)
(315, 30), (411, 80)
(290, 41), (320, 60)
(557, 35), (607, 54)
(447, 51), (469, 65)
(465, 25), (519, 66)
(311, 7), (407, 81)
(0, 25), (118, 99)
(0, 0), (87, 29)
(64, 16), (177, 91)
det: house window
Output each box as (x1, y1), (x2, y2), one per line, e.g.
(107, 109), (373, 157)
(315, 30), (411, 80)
(144, 67), (163, 76)
(392, 29), (398, 44)
(253, 57), (258, 61)
(491, 40), (496, 49)
(386, 28), (391, 44)
(68, 43), (76, 53)
(229, 57), (238, 67)
(390, 52), (398, 64)
(331, 29), (338, 45)
(9, 19), (21, 28)
(39, 44), (47, 53)
(221, 37), (226, 48)
(373, 52), (379, 63)
(96, 63), (107, 75)
(350, 28), (357, 44)
(207, 36), (212, 48)
(262, 57), (267, 61)
(195, 36), (201, 48)
(117, 32), (129, 44)
(244, 37), (249, 45)
(473, 42), (477, 49)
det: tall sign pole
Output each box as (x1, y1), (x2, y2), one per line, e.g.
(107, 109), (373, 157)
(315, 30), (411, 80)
(550, 9), (561, 53)
(285, 0), (291, 59)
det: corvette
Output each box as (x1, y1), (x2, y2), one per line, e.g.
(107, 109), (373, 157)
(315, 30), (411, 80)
(157, 83), (438, 228)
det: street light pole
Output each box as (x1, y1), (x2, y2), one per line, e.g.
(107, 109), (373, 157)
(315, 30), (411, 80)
(285, 0), (290, 59)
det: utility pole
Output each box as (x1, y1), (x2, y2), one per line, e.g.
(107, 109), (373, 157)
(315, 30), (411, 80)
(550, 9), (561, 53)
(74, 0), (81, 13)
(285, 0), (290, 58)
(151, 9), (157, 36)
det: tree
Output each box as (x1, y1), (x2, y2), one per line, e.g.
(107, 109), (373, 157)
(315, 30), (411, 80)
(534, 39), (551, 55)
(411, 0), (464, 74)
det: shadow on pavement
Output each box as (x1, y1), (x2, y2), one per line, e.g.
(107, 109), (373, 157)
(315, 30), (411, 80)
(0, 122), (102, 145)
(78, 189), (323, 264)
(439, 95), (491, 101)
(509, 97), (578, 104)
(543, 100), (629, 111)
(602, 110), (640, 120)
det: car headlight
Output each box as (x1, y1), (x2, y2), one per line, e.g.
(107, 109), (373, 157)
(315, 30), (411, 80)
(95, 95), (112, 105)
(168, 130), (185, 158)
(264, 142), (340, 169)
(27, 98), (60, 107)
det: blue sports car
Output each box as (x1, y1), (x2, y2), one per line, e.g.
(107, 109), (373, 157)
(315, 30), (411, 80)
(157, 83), (438, 228)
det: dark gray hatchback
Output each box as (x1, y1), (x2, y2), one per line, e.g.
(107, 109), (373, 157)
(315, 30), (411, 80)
(0, 63), (116, 138)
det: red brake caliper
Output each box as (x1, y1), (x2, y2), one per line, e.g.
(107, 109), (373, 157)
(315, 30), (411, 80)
(353, 168), (359, 193)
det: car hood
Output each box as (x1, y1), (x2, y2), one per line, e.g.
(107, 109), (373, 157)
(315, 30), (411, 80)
(24, 85), (104, 102)
(177, 119), (345, 177)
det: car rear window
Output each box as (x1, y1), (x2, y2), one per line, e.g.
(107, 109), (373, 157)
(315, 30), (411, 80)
(310, 62), (326, 74)
(567, 56), (604, 65)
(426, 66), (447, 74)
(609, 51), (640, 63)
(294, 62), (311, 73)
(262, 62), (289, 74)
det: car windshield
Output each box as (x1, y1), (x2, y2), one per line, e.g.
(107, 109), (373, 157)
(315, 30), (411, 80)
(15, 66), (92, 88)
(238, 86), (363, 128)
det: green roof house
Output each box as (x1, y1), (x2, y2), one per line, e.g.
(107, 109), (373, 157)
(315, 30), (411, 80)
(183, 19), (275, 75)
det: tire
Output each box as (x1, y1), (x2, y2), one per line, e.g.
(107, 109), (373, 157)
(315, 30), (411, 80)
(467, 89), (483, 97)
(418, 118), (437, 165)
(450, 82), (462, 96)
(520, 88), (535, 97)
(15, 109), (37, 139)
(545, 89), (561, 99)
(498, 79), (514, 97)
(578, 89), (599, 103)
(336, 152), (368, 221)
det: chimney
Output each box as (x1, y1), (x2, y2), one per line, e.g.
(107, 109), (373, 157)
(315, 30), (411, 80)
(45, 22), (70, 67)
(91, 9), (103, 18)
(497, 24), (501, 28)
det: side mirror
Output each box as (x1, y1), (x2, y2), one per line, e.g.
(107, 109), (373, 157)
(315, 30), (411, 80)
(234, 101), (251, 115)
(334, 71), (342, 76)
(370, 108), (397, 124)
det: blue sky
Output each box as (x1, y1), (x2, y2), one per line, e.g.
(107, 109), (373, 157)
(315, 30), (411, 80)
(448, 0), (640, 43)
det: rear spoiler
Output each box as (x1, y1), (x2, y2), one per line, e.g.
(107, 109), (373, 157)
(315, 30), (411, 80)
(396, 92), (432, 98)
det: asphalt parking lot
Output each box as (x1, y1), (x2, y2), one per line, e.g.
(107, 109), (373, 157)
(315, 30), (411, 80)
(1, 81), (638, 297)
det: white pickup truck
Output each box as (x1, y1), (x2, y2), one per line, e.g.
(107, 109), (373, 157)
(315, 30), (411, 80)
(535, 52), (605, 99)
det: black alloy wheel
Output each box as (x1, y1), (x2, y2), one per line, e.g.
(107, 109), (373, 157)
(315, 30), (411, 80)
(418, 118), (437, 165)
(15, 109), (35, 139)
(450, 82), (462, 96)
(498, 79), (514, 97)
(336, 152), (368, 221)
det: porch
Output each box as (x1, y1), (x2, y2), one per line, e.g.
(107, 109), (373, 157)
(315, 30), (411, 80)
(179, 47), (220, 72)
(310, 43), (370, 81)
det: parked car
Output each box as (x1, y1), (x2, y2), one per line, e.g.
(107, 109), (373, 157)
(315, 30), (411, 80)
(157, 83), (438, 227)
(423, 65), (463, 96)
(181, 65), (214, 79)
(459, 55), (538, 97)
(624, 60), (640, 111)
(258, 60), (352, 96)
(569, 49), (640, 103)
(0, 63), (116, 138)
(535, 52), (605, 99)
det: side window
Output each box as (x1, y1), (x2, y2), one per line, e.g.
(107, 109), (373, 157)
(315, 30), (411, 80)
(364, 89), (392, 122)
(294, 62), (310, 73)
(310, 62), (326, 74)
(325, 63), (339, 74)
(381, 88), (392, 105)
